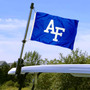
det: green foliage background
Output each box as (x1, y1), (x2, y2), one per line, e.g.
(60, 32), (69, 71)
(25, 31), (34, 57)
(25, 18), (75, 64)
(0, 49), (90, 90)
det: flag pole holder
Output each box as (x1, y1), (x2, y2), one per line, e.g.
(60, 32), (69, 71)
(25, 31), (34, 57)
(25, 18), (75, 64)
(15, 3), (34, 90)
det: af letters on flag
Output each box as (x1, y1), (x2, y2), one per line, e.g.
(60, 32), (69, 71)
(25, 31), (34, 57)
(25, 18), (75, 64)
(30, 12), (79, 50)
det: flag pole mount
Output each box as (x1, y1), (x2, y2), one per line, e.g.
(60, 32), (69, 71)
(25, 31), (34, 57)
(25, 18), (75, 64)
(15, 3), (34, 90)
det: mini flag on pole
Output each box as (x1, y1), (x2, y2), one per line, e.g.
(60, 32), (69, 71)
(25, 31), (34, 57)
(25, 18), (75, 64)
(30, 12), (79, 50)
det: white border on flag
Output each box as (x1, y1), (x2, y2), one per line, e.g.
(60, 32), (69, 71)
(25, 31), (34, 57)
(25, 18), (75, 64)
(29, 12), (36, 40)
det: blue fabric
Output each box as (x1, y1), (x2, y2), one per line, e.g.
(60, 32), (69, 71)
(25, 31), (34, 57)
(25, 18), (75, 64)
(31, 12), (79, 50)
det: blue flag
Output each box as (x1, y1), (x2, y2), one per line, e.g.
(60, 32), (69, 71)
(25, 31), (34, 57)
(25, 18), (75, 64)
(30, 12), (79, 50)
